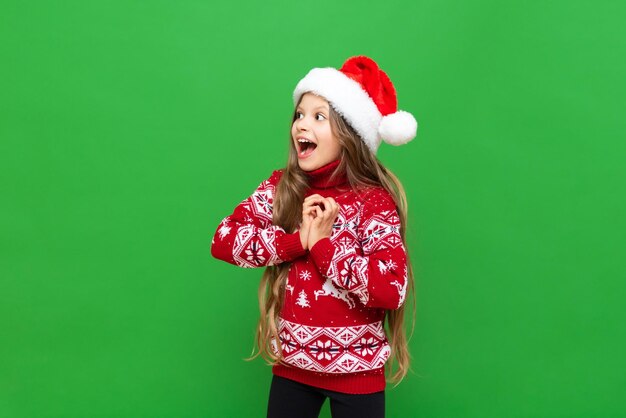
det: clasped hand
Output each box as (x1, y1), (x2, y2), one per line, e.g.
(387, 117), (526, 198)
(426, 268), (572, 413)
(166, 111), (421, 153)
(299, 194), (340, 250)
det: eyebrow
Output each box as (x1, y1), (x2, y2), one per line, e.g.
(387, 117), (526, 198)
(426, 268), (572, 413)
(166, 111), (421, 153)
(297, 105), (328, 112)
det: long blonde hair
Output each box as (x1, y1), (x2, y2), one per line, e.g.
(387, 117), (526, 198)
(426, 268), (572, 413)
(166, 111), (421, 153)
(246, 94), (416, 385)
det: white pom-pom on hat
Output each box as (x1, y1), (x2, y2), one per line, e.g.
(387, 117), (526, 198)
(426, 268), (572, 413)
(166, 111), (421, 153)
(379, 110), (418, 146)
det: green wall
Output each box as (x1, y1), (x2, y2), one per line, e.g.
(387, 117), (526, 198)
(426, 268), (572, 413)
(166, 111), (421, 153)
(1, 1), (624, 417)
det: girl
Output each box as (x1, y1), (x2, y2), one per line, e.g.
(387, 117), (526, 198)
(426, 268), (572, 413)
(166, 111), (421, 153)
(211, 55), (418, 418)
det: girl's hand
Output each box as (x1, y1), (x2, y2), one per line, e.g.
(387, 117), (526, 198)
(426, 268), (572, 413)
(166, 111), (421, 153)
(300, 194), (324, 250)
(307, 197), (340, 249)
(299, 206), (315, 250)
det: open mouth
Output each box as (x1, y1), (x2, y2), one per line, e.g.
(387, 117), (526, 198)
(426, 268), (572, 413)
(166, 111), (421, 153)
(297, 138), (317, 159)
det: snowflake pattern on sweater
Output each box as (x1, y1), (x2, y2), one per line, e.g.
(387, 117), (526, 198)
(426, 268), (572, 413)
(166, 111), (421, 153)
(270, 317), (390, 373)
(211, 162), (408, 382)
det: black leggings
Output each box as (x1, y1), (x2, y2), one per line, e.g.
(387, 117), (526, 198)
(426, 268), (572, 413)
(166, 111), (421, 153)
(267, 375), (385, 418)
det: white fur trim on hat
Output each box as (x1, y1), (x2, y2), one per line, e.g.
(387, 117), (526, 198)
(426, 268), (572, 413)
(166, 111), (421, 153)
(379, 110), (418, 145)
(293, 68), (383, 153)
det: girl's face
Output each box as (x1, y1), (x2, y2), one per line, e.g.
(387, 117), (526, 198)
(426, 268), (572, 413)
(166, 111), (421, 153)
(291, 92), (342, 172)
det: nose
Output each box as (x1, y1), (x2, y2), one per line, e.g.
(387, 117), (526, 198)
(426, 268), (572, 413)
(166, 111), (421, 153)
(295, 116), (309, 132)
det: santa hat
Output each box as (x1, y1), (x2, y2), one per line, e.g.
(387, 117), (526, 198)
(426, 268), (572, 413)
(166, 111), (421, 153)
(293, 55), (418, 154)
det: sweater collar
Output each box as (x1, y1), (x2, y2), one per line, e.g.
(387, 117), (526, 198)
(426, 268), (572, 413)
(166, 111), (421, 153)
(305, 159), (348, 189)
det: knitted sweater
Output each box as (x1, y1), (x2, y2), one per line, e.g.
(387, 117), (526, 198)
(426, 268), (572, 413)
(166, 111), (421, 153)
(210, 159), (408, 394)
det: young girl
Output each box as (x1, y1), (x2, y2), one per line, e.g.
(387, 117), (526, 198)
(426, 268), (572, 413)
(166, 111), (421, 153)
(211, 55), (418, 418)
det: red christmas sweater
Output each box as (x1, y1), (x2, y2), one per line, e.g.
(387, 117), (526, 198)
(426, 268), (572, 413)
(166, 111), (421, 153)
(210, 159), (408, 394)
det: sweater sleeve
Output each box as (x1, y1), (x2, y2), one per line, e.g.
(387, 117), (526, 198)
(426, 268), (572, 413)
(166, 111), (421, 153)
(210, 170), (307, 268)
(309, 189), (408, 310)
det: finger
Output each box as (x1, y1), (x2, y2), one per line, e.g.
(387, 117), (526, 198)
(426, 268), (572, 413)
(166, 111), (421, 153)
(321, 205), (332, 220)
(302, 206), (318, 217)
(307, 204), (322, 213)
(326, 197), (339, 214)
(302, 202), (321, 210)
(303, 194), (324, 204)
(305, 194), (330, 207)
(303, 197), (325, 210)
(324, 206), (338, 221)
(324, 200), (338, 217)
(312, 206), (323, 222)
(320, 197), (332, 213)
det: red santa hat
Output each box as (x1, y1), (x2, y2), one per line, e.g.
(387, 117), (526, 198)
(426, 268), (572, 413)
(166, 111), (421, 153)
(293, 55), (418, 154)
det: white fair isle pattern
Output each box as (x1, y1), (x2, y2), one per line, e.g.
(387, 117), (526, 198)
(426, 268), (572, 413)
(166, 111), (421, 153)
(322, 200), (406, 306)
(218, 221), (231, 240)
(377, 259), (398, 274)
(360, 210), (402, 250)
(314, 277), (356, 309)
(285, 283), (295, 296)
(223, 177), (289, 268)
(390, 278), (407, 309)
(295, 290), (311, 308)
(248, 180), (275, 225)
(232, 225), (285, 268)
(271, 317), (391, 374)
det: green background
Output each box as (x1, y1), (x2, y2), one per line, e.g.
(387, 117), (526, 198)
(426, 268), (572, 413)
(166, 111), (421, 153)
(1, 0), (624, 417)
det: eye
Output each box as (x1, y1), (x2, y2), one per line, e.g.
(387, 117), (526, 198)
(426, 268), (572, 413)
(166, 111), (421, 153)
(295, 111), (303, 119)
(316, 113), (326, 121)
